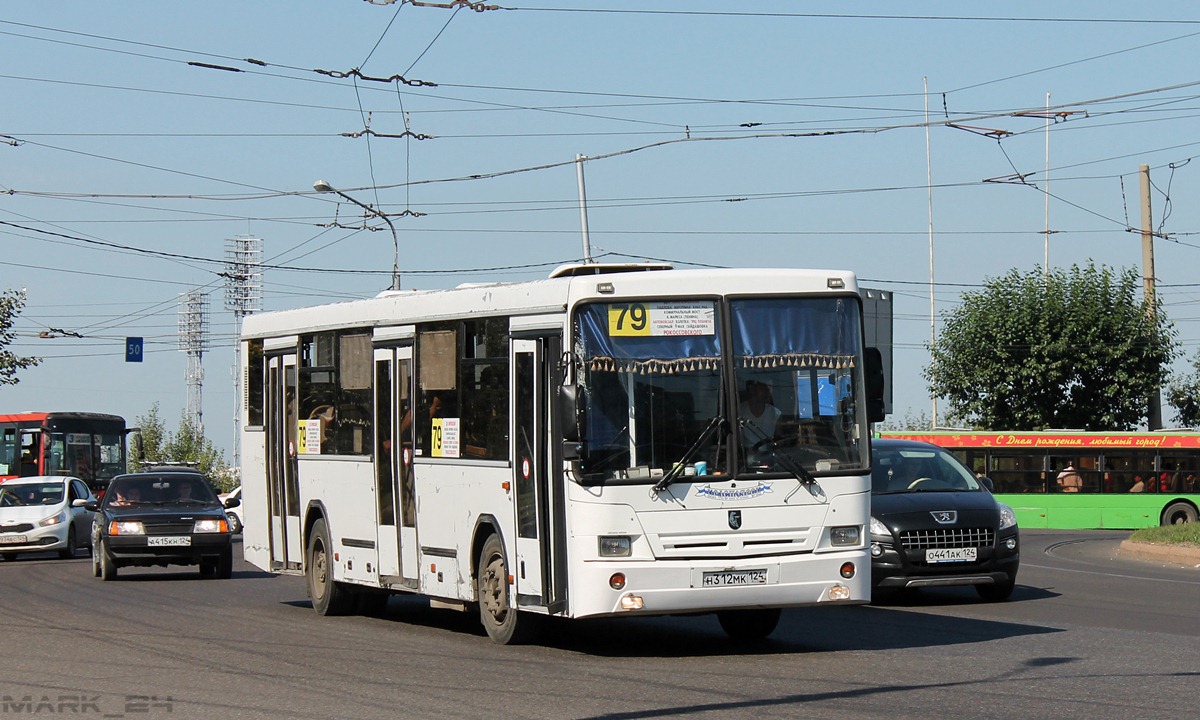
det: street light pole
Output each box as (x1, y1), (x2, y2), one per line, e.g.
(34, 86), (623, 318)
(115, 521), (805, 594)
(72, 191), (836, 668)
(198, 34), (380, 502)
(313, 180), (400, 290)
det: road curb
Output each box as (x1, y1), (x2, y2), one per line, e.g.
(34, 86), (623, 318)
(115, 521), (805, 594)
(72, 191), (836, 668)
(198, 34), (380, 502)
(1117, 540), (1200, 569)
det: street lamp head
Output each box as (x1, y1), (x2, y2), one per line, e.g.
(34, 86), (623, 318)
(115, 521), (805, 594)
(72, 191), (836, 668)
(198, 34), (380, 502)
(312, 179), (335, 193)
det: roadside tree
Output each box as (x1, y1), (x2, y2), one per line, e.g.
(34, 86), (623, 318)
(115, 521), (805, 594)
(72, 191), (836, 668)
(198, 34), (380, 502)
(925, 263), (1177, 430)
(131, 403), (232, 490)
(1, 289), (40, 385)
(1167, 351), (1200, 427)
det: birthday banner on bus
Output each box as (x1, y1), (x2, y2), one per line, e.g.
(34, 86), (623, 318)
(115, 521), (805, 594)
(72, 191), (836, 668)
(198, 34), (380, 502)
(887, 432), (1200, 450)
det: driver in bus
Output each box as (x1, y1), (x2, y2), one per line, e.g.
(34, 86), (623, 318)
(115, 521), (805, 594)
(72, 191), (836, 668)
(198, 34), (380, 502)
(738, 380), (781, 448)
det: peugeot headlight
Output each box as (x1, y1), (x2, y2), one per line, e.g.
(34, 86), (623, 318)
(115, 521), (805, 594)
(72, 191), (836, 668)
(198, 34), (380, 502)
(998, 503), (1017, 530)
(869, 516), (890, 537)
(38, 510), (67, 527)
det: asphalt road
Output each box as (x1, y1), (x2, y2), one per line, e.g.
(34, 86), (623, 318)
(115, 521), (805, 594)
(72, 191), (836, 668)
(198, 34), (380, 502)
(2, 530), (1197, 720)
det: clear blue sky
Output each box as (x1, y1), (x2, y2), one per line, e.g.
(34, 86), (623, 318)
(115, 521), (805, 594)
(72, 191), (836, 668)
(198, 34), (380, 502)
(4, 1), (1200, 458)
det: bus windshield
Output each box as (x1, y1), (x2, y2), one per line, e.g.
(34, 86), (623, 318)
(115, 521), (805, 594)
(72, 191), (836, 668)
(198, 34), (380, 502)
(574, 296), (868, 483)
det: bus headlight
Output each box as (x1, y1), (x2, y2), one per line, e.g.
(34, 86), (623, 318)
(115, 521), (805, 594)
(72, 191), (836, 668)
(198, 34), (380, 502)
(598, 536), (632, 557)
(830, 526), (861, 547)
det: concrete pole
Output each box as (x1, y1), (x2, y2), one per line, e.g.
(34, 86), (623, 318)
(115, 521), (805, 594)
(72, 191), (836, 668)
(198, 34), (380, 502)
(1140, 163), (1162, 430)
(576, 154), (593, 264)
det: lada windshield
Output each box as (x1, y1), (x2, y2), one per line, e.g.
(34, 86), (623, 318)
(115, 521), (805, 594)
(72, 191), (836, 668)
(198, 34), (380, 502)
(573, 296), (868, 483)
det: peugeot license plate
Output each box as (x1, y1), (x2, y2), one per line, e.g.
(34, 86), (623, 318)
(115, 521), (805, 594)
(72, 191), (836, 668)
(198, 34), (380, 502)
(147, 536), (191, 547)
(926, 547), (976, 563)
(702, 569), (768, 587)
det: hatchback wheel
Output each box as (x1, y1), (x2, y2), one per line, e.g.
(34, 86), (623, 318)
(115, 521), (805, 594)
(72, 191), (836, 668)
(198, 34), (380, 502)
(977, 576), (1015, 601)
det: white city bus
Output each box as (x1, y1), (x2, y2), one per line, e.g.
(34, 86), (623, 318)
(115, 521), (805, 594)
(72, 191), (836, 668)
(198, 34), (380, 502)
(239, 263), (883, 644)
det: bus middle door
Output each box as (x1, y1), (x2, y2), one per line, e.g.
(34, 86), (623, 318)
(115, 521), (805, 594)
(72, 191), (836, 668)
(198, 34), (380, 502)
(374, 345), (418, 587)
(512, 336), (566, 612)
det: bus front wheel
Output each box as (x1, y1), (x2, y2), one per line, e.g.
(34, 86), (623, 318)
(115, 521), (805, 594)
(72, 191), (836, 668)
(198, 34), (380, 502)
(476, 533), (540, 645)
(1163, 502), (1198, 525)
(717, 608), (781, 641)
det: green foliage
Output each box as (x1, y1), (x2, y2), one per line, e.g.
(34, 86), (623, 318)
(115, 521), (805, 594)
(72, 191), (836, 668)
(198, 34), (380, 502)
(0, 289), (41, 386)
(129, 403), (234, 491)
(1166, 351), (1200, 427)
(877, 409), (934, 431)
(925, 263), (1178, 430)
(1128, 523), (1200, 548)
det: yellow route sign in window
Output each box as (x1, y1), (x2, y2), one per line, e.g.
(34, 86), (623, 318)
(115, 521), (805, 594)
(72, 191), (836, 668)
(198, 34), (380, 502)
(607, 301), (715, 337)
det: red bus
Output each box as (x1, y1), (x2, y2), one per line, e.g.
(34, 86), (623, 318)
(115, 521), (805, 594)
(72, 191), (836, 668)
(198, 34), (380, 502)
(0, 412), (129, 494)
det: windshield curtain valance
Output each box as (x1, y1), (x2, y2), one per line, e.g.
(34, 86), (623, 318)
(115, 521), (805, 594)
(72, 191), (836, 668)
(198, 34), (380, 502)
(730, 297), (859, 370)
(577, 303), (721, 375)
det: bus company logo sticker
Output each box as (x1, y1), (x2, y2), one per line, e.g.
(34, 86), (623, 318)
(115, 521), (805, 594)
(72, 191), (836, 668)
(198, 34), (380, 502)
(694, 482), (773, 501)
(728, 510), (742, 530)
(931, 511), (957, 524)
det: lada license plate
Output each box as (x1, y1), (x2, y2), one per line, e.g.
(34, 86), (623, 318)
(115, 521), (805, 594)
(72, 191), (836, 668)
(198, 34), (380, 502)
(0, 534), (28, 544)
(702, 569), (768, 587)
(147, 536), (191, 547)
(926, 547), (976, 563)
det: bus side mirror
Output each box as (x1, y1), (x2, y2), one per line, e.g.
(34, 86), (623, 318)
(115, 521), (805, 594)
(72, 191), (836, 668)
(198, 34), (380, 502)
(865, 347), (886, 424)
(556, 383), (584, 443)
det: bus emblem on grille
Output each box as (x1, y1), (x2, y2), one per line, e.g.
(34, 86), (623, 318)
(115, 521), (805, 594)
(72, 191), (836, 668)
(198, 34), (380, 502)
(931, 511), (957, 524)
(728, 510), (742, 530)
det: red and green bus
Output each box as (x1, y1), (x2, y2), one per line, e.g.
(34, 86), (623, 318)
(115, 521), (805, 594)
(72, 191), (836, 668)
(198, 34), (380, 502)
(0, 412), (129, 493)
(878, 430), (1200, 529)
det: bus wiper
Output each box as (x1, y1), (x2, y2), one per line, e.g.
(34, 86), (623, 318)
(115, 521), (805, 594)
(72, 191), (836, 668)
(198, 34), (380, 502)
(653, 415), (726, 493)
(739, 419), (818, 487)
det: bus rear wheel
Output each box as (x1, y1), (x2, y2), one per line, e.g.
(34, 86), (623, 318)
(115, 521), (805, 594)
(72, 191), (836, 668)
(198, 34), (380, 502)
(716, 608), (781, 641)
(1163, 502), (1198, 525)
(307, 518), (353, 616)
(477, 534), (540, 645)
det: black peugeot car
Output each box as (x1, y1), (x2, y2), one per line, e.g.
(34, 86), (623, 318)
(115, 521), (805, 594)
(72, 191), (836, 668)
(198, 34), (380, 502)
(88, 468), (237, 580)
(869, 438), (1019, 601)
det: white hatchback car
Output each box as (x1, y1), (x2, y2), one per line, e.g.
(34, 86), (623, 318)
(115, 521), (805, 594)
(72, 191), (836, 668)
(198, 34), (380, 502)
(218, 486), (242, 534)
(0, 476), (95, 560)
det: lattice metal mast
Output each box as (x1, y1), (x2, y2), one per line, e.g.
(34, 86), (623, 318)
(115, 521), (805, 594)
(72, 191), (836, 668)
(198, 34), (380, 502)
(224, 235), (263, 465)
(178, 289), (209, 433)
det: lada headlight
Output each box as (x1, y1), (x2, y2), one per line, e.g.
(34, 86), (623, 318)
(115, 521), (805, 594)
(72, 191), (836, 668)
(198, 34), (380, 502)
(193, 518), (229, 534)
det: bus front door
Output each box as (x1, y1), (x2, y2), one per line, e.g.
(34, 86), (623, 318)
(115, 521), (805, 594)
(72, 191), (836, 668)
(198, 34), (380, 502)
(513, 336), (566, 612)
(266, 353), (303, 571)
(374, 346), (418, 587)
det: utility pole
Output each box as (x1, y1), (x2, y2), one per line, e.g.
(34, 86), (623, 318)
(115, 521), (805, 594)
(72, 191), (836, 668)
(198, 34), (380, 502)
(1140, 163), (1162, 430)
(925, 77), (937, 428)
(576, 154), (593, 264)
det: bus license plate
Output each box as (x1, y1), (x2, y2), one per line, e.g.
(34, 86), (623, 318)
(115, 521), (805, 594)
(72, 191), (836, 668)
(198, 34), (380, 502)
(702, 569), (768, 587)
(926, 547), (976, 563)
(147, 536), (191, 547)
(0, 534), (28, 544)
